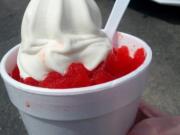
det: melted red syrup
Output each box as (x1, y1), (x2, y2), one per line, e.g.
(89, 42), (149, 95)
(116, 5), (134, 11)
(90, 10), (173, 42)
(11, 46), (145, 89)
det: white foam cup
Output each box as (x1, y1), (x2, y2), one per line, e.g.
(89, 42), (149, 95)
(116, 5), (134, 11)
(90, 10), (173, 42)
(0, 32), (152, 135)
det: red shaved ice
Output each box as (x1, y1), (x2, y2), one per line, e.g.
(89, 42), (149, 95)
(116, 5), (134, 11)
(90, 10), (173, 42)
(11, 46), (146, 89)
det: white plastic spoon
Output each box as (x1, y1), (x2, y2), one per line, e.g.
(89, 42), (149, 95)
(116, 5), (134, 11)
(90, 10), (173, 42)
(104, 0), (130, 43)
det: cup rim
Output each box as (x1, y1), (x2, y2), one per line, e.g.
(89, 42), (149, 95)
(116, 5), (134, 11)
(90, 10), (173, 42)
(0, 32), (152, 96)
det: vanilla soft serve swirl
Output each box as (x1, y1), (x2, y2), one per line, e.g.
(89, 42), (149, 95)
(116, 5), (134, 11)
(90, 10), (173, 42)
(17, 0), (111, 80)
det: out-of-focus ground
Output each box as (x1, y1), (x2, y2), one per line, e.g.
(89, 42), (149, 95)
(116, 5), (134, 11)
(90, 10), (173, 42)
(0, 0), (180, 134)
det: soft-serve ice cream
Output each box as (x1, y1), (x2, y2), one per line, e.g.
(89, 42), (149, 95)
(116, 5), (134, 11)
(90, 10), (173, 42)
(17, 0), (111, 80)
(12, 0), (146, 88)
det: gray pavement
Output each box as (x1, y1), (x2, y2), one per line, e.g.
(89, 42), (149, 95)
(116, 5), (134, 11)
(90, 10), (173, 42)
(0, 0), (180, 134)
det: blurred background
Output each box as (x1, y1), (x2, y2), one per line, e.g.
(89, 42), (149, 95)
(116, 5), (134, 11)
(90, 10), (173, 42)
(0, 0), (180, 134)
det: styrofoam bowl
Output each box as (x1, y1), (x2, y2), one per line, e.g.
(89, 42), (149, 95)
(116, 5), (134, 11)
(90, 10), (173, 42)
(0, 32), (152, 135)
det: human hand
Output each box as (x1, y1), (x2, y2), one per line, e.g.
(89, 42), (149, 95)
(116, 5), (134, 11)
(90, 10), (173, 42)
(128, 101), (180, 135)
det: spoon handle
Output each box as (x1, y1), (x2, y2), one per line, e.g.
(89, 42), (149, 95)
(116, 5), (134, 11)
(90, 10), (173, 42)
(104, 0), (130, 41)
